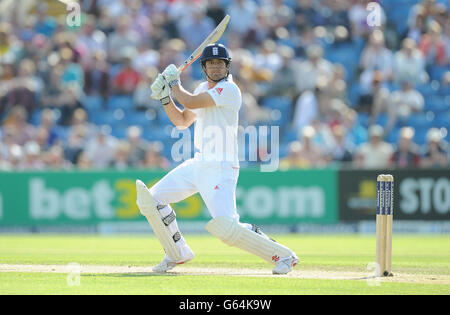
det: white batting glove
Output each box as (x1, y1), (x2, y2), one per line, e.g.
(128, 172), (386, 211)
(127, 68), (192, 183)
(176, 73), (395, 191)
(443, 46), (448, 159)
(150, 74), (171, 105)
(162, 64), (180, 88)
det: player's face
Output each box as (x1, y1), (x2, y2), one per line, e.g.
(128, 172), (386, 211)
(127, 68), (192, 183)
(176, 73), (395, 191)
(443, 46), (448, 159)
(204, 59), (227, 81)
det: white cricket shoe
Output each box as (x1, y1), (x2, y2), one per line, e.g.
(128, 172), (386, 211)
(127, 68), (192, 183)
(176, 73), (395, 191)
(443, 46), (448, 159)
(153, 246), (195, 273)
(272, 255), (299, 275)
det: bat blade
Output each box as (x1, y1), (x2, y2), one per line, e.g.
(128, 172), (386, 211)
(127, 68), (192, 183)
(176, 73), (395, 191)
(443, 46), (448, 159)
(177, 14), (230, 73)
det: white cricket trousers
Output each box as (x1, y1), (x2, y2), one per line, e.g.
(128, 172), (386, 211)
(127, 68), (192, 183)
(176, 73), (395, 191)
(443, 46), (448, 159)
(150, 158), (240, 221)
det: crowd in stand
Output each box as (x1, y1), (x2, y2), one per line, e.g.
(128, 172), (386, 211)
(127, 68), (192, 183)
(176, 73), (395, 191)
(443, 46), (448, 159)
(0, 0), (448, 171)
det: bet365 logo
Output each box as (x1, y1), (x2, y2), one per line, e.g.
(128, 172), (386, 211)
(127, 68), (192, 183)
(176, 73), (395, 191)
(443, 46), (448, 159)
(58, 0), (81, 28)
(366, 2), (382, 28)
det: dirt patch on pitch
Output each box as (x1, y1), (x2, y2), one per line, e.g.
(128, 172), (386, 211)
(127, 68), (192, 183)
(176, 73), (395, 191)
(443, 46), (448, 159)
(0, 264), (448, 284)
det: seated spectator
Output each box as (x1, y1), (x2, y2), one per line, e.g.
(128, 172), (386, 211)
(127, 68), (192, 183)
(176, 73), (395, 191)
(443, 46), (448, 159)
(58, 83), (84, 126)
(419, 20), (447, 67)
(178, 5), (215, 52)
(112, 54), (141, 95)
(393, 38), (428, 85)
(348, 0), (386, 40)
(84, 127), (118, 169)
(36, 108), (64, 147)
(292, 76), (328, 132)
(292, 125), (329, 168)
(362, 71), (390, 121)
(295, 44), (334, 94)
(420, 128), (448, 168)
(389, 80), (425, 131)
(390, 127), (421, 168)
(2, 105), (35, 146)
(4, 59), (43, 116)
(133, 67), (160, 111)
(109, 140), (131, 170)
(44, 144), (72, 170)
(63, 125), (86, 164)
(227, 0), (258, 37)
(328, 124), (354, 165)
(108, 16), (141, 64)
(264, 46), (297, 100)
(126, 125), (149, 167)
(21, 141), (45, 170)
(359, 30), (393, 94)
(141, 141), (170, 170)
(59, 47), (84, 89)
(83, 50), (110, 99)
(279, 141), (304, 170)
(76, 151), (92, 170)
(353, 125), (394, 169)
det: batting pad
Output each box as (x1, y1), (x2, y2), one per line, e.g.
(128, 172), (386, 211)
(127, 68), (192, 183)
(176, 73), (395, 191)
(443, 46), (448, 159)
(206, 216), (295, 264)
(136, 180), (182, 262)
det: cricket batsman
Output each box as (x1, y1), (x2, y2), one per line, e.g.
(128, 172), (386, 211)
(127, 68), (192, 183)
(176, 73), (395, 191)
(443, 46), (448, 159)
(136, 43), (299, 274)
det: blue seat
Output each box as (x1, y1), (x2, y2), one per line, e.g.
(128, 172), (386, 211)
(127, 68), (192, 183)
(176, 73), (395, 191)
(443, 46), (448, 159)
(107, 95), (134, 110)
(426, 96), (448, 112)
(262, 96), (292, 113)
(407, 113), (434, 128)
(82, 95), (104, 110)
(430, 66), (448, 81)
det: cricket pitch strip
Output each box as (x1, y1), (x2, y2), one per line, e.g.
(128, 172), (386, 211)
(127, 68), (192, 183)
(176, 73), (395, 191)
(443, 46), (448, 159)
(0, 264), (448, 285)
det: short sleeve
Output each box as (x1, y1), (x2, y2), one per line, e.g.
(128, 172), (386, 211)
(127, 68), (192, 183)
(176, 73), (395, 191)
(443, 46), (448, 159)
(207, 82), (241, 109)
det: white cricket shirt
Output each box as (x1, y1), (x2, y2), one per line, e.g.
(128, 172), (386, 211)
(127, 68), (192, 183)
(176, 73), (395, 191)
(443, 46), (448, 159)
(191, 76), (242, 166)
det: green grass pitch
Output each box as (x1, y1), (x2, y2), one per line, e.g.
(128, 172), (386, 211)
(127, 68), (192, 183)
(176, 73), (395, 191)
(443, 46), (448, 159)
(0, 234), (449, 295)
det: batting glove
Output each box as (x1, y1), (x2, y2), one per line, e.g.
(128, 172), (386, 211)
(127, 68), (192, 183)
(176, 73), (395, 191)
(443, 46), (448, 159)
(150, 74), (171, 105)
(162, 64), (180, 88)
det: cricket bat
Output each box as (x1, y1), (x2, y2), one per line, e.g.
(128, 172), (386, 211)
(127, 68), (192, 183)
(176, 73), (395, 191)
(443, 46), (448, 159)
(177, 14), (230, 73)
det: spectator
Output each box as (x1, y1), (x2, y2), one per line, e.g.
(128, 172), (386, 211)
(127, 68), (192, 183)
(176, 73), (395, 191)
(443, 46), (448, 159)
(420, 128), (448, 168)
(76, 151), (93, 170)
(390, 127), (421, 168)
(279, 141), (304, 170)
(359, 30), (393, 94)
(388, 80), (425, 132)
(295, 44), (334, 94)
(110, 140), (131, 170)
(393, 38), (428, 85)
(264, 46), (297, 100)
(227, 0), (258, 37)
(353, 125), (394, 169)
(293, 125), (329, 168)
(112, 54), (141, 95)
(83, 50), (110, 99)
(76, 14), (107, 61)
(328, 124), (354, 165)
(406, 8), (427, 44)
(419, 20), (447, 67)
(4, 59), (43, 116)
(134, 67), (160, 111)
(58, 83), (84, 126)
(84, 127), (117, 169)
(21, 141), (45, 170)
(292, 76), (329, 132)
(348, 0), (386, 40)
(36, 109), (64, 147)
(2, 105), (35, 146)
(177, 5), (215, 52)
(107, 16), (141, 64)
(363, 71), (391, 125)
(44, 144), (72, 170)
(126, 125), (149, 167)
(63, 125), (86, 165)
(141, 141), (170, 170)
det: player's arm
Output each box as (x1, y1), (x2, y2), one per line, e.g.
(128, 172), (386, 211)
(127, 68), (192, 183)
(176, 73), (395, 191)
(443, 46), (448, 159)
(170, 85), (216, 109)
(163, 99), (197, 130)
(150, 74), (196, 130)
(163, 64), (216, 109)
